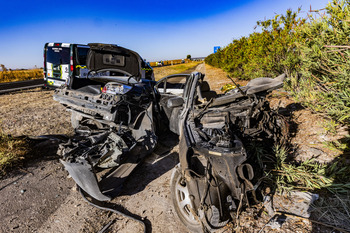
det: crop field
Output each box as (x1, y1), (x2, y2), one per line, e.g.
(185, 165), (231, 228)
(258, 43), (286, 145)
(149, 59), (191, 67)
(0, 69), (43, 83)
(0, 61), (199, 84)
(153, 61), (201, 80)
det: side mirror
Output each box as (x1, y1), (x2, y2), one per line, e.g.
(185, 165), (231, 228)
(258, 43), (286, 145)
(167, 96), (184, 108)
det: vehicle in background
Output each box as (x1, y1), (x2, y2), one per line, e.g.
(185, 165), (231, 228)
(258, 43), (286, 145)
(44, 43), (154, 89)
(43, 43), (89, 88)
(156, 61), (164, 66)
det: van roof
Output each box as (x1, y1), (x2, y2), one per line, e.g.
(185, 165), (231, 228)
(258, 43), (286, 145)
(47, 43), (71, 47)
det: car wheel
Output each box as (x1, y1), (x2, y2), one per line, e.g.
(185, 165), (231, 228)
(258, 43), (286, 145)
(170, 164), (203, 232)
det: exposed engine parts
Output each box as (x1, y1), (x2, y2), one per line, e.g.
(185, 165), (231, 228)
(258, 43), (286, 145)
(166, 72), (287, 232)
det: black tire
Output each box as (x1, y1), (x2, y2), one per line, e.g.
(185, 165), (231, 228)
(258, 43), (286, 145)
(170, 164), (203, 232)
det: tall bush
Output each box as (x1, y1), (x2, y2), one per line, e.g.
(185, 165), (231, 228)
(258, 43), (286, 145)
(205, 1), (350, 125)
(291, 0), (350, 124)
(205, 9), (305, 79)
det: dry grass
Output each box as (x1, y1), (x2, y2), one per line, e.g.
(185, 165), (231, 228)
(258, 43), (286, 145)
(311, 194), (350, 231)
(149, 59), (191, 67)
(0, 69), (43, 83)
(0, 88), (73, 176)
(153, 61), (202, 80)
(0, 131), (31, 176)
(204, 64), (249, 94)
(153, 62), (249, 94)
(0, 88), (73, 137)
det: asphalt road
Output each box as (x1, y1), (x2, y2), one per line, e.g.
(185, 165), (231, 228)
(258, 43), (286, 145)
(0, 79), (44, 94)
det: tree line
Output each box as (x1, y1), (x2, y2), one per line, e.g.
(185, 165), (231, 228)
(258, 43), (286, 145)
(205, 0), (350, 126)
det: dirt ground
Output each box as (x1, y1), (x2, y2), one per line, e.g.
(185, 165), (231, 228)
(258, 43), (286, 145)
(0, 88), (73, 137)
(0, 64), (349, 233)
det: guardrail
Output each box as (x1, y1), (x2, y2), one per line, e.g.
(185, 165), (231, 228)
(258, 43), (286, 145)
(0, 79), (44, 94)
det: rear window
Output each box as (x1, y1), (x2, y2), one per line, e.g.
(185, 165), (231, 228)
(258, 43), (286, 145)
(46, 47), (70, 64)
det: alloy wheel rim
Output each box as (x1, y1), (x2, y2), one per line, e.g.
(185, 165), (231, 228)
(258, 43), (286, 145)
(174, 176), (197, 223)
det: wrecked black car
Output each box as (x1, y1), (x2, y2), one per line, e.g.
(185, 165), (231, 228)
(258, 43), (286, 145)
(156, 72), (286, 232)
(53, 43), (160, 201)
(53, 43), (286, 232)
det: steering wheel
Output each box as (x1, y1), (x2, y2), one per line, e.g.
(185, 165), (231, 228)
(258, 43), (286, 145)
(88, 68), (133, 78)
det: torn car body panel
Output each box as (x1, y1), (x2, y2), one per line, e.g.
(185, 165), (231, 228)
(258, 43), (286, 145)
(162, 72), (287, 231)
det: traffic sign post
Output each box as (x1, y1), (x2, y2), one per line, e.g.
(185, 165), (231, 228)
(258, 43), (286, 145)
(214, 46), (221, 53)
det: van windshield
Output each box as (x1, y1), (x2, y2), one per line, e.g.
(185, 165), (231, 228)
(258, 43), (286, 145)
(47, 47), (70, 64)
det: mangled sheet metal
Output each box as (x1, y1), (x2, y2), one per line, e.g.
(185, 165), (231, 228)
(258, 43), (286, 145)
(162, 72), (288, 232)
(52, 42), (289, 232)
(53, 44), (159, 200)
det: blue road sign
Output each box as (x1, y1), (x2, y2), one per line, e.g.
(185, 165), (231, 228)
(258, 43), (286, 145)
(214, 46), (221, 53)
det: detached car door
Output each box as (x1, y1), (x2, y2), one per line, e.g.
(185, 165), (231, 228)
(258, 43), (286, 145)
(156, 72), (204, 135)
(155, 74), (190, 134)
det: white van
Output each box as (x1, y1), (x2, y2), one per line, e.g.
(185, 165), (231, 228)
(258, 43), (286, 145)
(43, 43), (89, 88)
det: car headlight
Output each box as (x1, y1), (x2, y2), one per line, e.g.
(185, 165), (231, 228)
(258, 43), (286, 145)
(102, 83), (132, 95)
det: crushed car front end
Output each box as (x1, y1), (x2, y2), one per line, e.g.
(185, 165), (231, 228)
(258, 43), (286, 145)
(53, 43), (159, 201)
(163, 72), (288, 232)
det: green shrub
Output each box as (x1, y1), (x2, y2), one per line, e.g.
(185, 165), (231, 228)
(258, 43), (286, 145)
(290, 0), (350, 125)
(205, 9), (305, 79)
(206, 0), (350, 126)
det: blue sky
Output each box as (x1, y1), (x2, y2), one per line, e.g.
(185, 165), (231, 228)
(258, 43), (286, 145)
(0, 0), (330, 69)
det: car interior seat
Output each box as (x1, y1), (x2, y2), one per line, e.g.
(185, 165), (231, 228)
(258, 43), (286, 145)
(198, 81), (217, 101)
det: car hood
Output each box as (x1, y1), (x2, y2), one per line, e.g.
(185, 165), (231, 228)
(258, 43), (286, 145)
(87, 43), (143, 81)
